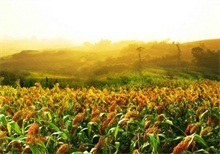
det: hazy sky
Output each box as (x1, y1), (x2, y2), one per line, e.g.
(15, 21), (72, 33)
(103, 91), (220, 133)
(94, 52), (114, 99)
(1, 0), (220, 44)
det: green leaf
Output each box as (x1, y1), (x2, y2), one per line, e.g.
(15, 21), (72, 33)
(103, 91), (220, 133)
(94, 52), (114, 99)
(141, 142), (150, 151)
(7, 123), (12, 136)
(6, 135), (26, 144)
(173, 136), (184, 141)
(80, 127), (88, 133)
(131, 140), (138, 150)
(72, 152), (83, 154)
(47, 122), (60, 131)
(87, 122), (96, 137)
(78, 132), (87, 141)
(62, 129), (70, 141)
(148, 134), (159, 154)
(52, 131), (69, 140)
(148, 134), (157, 146)
(195, 134), (207, 147)
(10, 121), (21, 134)
(193, 149), (209, 154)
(88, 124), (92, 137)
(61, 132), (68, 140)
(38, 140), (46, 149)
(64, 120), (72, 128)
(29, 144), (42, 154)
(164, 119), (173, 125)
(63, 115), (71, 120)
(211, 107), (220, 119)
(21, 119), (25, 134)
(114, 125), (119, 139)
(52, 131), (62, 135)
(44, 112), (52, 121)
(199, 110), (208, 120)
(92, 134), (100, 143)
(158, 133), (166, 139)
(118, 118), (128, 125)
(99, 112), (106, 118)
(0, 114), (7, 125)
(115, 141), (120, 151)
(90, 148), (96, 153)
(7, 121), (21, 136)
(116, 113), (123, 117)
(207, 146), (219, 153)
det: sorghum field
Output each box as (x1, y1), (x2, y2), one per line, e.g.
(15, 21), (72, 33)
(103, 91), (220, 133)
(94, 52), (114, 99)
(0, 80), (219, 154)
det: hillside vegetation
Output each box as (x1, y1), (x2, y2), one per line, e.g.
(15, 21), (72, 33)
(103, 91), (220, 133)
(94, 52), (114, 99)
(0, 39), (220, 87)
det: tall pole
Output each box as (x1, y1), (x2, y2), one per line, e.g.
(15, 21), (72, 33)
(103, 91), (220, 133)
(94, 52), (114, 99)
(174, 42), (181, 65)
(137, 47), (144, 75)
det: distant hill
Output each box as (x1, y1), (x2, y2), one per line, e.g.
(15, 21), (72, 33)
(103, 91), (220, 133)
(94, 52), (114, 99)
(180, 39), (220, 59)
(1, 39), (219, 78)
(182, 39), (220, 49)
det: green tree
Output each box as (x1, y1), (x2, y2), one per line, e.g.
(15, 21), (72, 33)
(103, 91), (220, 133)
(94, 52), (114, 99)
(192, 47), (220, 72)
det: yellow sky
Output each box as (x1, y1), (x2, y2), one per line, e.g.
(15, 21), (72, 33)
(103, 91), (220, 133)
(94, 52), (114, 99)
(1, 0), (220, 44)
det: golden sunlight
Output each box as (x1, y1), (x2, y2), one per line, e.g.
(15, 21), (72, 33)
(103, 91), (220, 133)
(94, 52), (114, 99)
(1, 0), (220, 44)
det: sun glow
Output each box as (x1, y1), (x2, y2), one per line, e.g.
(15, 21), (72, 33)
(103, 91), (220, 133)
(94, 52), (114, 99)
(1, 0), (220, 44)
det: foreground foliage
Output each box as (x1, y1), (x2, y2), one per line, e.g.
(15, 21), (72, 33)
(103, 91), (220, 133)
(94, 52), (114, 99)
(0, 80), (219, 154)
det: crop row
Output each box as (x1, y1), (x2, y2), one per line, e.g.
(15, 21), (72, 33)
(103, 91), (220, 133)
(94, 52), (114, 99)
(0, 80), (220, 153)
